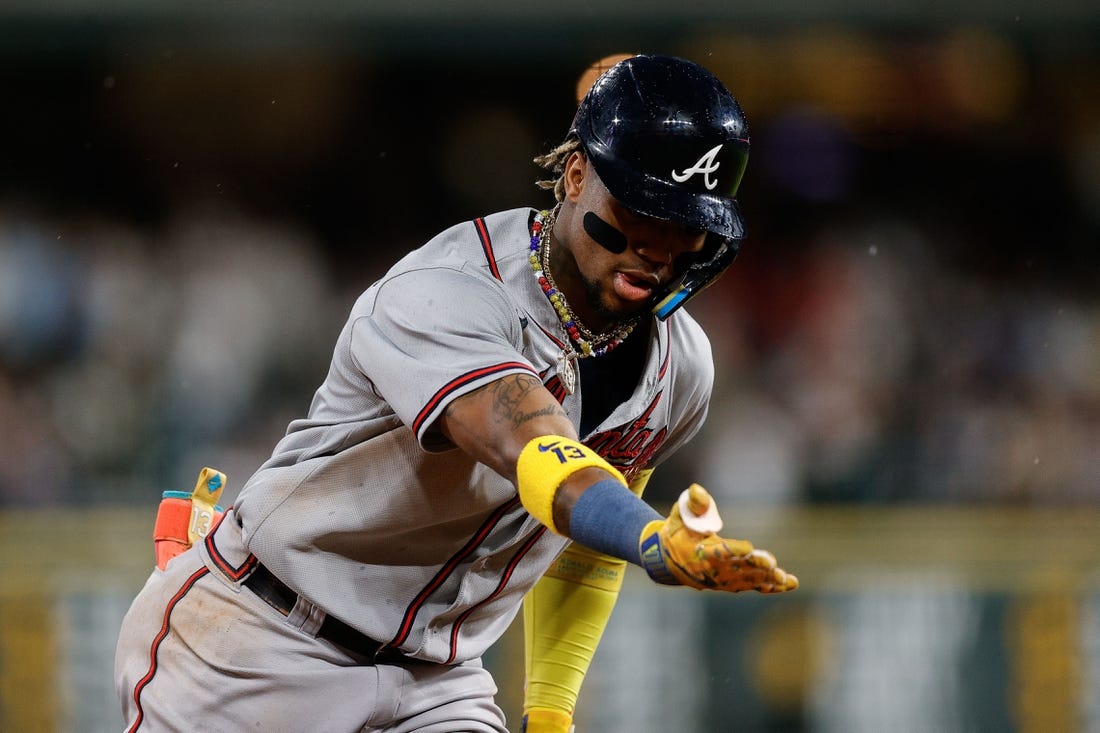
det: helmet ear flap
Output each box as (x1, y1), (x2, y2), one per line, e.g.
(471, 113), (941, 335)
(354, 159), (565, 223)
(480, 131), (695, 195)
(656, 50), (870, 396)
(652, 234), (740, 320)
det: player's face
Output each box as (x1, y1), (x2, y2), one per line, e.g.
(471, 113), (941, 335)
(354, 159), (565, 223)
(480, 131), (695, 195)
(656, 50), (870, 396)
(557, 152), (708, 329)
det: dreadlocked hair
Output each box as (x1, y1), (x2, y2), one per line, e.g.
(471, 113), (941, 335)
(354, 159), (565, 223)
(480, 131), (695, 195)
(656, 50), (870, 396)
(533, 137), (582, 202)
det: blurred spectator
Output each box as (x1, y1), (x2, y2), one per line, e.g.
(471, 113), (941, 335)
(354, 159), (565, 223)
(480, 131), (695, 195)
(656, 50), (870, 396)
(0, 33), (1097, 509)
(153, 201), (339, 500)
(0, 206), (86, 504)
(0, 200), (341, 506)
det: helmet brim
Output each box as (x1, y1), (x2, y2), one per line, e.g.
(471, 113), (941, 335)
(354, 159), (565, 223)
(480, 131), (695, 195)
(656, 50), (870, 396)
(584, 143), (747, 241)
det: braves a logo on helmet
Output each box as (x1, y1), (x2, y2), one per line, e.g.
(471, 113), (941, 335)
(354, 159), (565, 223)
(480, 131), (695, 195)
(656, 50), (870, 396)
(671, 144), (723, 191)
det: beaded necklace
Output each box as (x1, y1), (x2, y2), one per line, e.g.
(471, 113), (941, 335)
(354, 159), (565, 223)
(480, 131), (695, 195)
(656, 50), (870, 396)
(529, 207), (638, 394)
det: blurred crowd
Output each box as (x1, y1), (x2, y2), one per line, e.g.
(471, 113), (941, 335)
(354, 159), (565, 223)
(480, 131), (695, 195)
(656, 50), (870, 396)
(0, 200), (350, 505)
(0, 180), (1095, 509)
(1, 30), (1097, 510)
(689, 208), (1100, 507)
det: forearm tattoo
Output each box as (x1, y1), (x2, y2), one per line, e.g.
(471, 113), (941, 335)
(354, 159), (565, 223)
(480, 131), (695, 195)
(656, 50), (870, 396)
(486, 374), (567, 429)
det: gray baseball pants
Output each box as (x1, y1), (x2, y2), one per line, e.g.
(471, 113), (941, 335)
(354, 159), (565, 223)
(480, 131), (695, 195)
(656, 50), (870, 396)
(114, 516), (509, 732)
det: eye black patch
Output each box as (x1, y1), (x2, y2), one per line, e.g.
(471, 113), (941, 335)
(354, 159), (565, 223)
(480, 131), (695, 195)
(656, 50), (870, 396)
(583, 211), (628, 254)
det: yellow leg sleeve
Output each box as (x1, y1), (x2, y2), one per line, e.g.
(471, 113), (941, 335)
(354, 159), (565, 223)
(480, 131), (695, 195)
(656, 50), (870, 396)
(523, 543), (627, 716)
(521, 468), (656, 727)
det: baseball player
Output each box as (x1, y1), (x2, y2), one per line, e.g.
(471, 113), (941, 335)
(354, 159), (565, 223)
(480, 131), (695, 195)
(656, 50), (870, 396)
(114, 54), (798, 733)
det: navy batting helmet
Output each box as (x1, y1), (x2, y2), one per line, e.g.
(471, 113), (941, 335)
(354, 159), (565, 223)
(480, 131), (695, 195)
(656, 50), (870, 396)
(571, 54), (749, 319)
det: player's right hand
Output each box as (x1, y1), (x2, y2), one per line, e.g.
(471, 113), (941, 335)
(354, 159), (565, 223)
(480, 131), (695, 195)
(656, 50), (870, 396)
(638, 484), (799, 593)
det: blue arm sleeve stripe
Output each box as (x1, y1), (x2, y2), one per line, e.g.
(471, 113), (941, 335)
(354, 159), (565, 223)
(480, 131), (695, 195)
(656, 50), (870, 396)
(567, 479), (663, 565)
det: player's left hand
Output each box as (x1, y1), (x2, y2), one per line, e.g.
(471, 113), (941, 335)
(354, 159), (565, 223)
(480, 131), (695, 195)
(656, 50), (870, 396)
(639, 484), (799, 593)
(521, 708), (574, 733)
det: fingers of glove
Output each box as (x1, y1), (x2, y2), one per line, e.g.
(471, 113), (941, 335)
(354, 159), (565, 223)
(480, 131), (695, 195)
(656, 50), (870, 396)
(684, 544), (799, 593)
(713, 563), (798, 593)
(680, 484), (724, 534)
(686, 483), (712, 516)
(699, 534), (755, 560)
(745, 548), (777, 570)
(751, 564), (800, 593)
(665, 484), (724, 538)
(744, 549), (798, 592)
(748, 550), (799, 590)
(769, 568), (800, 592)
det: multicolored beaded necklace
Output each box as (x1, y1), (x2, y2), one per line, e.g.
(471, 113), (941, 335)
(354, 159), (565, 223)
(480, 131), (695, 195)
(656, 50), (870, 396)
(529, 207), (638, 394)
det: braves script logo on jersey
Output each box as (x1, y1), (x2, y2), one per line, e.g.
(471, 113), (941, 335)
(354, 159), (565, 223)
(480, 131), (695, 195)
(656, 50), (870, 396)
(671, 144), (723, 191)
(587, 392), (667, 483)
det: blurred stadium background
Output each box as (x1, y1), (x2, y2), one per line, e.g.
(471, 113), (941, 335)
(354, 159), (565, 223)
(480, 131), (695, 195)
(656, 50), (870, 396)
(0, 1), (1098, 731)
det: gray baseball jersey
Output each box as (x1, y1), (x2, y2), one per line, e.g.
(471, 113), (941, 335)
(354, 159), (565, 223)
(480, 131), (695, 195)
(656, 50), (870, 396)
(113, 205), (712, 730)
(115, 206), (715, 731)
(231, 207), (714, 664)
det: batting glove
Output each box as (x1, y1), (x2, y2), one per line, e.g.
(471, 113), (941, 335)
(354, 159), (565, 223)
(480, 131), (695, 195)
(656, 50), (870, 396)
(639, 484), (799, 593)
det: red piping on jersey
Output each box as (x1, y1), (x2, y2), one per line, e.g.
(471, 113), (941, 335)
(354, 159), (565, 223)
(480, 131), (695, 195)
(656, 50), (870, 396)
(445, 525), (547, 664)
(203, 513), (258, 581)
(474, 218), (502, 281)
(412, 362), (536, 436)
(388, 496), (521, 649)
(537, 366), (568, 403)
(544, 374), (567, 404)
(532, 318), (571, 397)
(127, 566), (210, 732)
(532, 319), (567, 349)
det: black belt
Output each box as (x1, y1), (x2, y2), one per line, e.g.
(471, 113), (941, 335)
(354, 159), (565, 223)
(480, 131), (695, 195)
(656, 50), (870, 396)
(243, 563), (405, 664)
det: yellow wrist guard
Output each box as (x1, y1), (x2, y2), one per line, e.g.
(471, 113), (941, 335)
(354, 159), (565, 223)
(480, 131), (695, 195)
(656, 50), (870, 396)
(516, 435), (624, 534)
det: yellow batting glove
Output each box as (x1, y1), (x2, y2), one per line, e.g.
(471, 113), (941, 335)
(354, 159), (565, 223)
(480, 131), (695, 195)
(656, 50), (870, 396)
(639, 484), (799, 593)
(521, 708), (574, 733)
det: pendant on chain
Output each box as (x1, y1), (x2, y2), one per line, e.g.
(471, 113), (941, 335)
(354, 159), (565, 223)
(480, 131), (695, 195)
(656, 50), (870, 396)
(557, 350), (577, 395)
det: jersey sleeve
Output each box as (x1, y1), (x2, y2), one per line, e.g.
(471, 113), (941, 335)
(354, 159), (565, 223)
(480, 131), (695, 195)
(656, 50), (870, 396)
(351, 263), (538, 450)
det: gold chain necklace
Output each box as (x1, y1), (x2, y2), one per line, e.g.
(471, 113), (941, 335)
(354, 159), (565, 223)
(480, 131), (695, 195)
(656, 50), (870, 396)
(529, 207), (638, 394)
